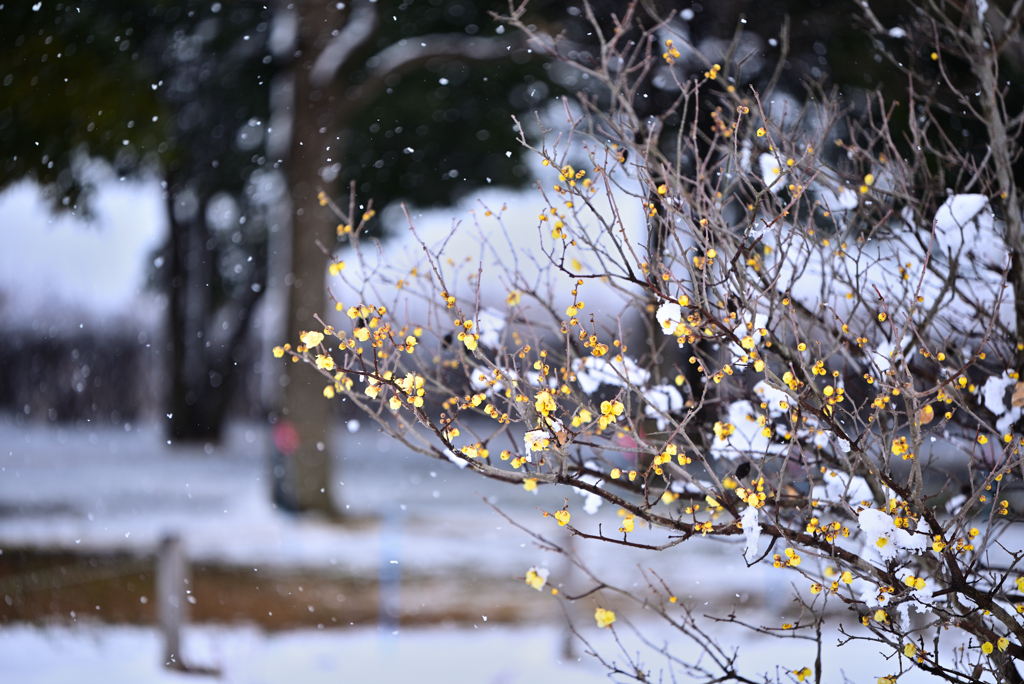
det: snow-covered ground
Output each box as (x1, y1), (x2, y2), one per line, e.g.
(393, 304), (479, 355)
(0, 416), (766, 589)
(0, 416), (961, 682)
(0, 615), (944, 683)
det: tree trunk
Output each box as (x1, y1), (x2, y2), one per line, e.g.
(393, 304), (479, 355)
(278, 0), (341, 514)
(166, 173), (262, 444)
(167, 180), (222, 442)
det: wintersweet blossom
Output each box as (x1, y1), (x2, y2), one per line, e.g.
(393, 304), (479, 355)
(301, 330), (325, 348)
(554, 510), (570, 526)
(594, 607), (616, 628)
(525, 566), (549, 590)
(534, 390), (556, 416)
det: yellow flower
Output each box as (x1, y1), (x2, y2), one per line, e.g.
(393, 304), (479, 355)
(507, 290), (522, 307)
(315, 354), (335, 371)
(389, 396), (402, 410)
(524, 430), (551, 452)
(982, 641), (994, 655)
(594, 607), (616, 628)
(323, 386), (335, 399)
(272, 346), (285, 358)
(525, 566), (547, 590)
(874, 609), (888, 623)
(998, 637), (1009, 652)
(714, 421), (736, 440)
(757, 127), (766, 137)
(328, 261), (345, 276)
(523, 478), (538, 492)
(405, 335), (417, 352)
(904, 643), (917, 658)
(301, 330), (325, 348)
(600, 400), (624, 416)
(794, 667), (812, 682)
(535, 391), (556, 417)
(554, 510), (570, 526)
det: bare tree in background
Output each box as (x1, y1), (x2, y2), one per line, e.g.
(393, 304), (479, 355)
(280, 0), (1024, 681)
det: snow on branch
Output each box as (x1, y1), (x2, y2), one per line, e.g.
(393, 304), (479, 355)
(365, 33), (522, 81)
(309, 0), (379, 87)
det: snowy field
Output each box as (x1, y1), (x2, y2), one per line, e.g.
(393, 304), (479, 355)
(0, 416), (954, 683)
(0, 616), (944, 683)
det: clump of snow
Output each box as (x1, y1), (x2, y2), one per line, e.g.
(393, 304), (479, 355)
(815, 184), (860, 215)
(572, 356), (650, 395)
(523, 430), (550, 453)
(812, 471), (873, 506)
(445, 449), (470, 469)
(934, 194), (988, 230)
(711, 400), (783, 460)
(644, 384), (684, 430)
(753, 380), (790, 416)
(525, 565), (549, 590)
(759, 153), (784, 190)
(945, 494), (968, 515)
(469, 366), (519, 395)
(573, 461), (604, 514)
(983, 371), (1024, 433)
(741, 505), (761, 563)
(857, 508), (926, 561)
(888, 26), (907, 38)
(982, 371), (1014, 416)
(475, 308), (506, 349)
(934, 195), (1007, 271)
(870, 335), (911, 376)
(656, 302), (683, 334)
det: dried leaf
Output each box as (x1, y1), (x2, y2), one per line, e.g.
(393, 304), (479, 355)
(919, 404), (935, 425)
(1012, 382), (1024, 407)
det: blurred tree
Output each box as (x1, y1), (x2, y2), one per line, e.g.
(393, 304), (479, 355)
(0, 0), (275, 444)
(276, 0), (550, 513)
